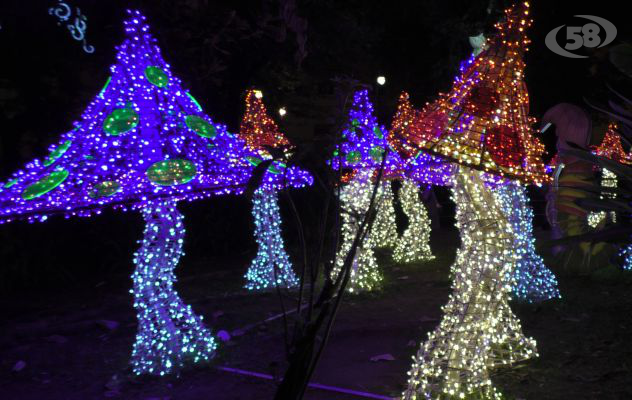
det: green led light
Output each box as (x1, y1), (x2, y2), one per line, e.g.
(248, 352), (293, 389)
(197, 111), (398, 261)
(370, 146), (384, 162)
(89, 181), (121, 199)
(187, 92), (203, 111)
(103, 108), (139, 136)
(43, 140), (72, 166)
(185, 115), (217, 138)
(4, 178), (18, 189)
(268, 162), (287, 175)
(144, 66), (169, 88)
(346, 151), (362, 164)
(373, 126), (384, 139)
(351, 118), (360, 127)
(99, 76), (112, 98)
(22, 170), (69, 200)
(147, 159), (197, 186)
(246, 156), (262, 166)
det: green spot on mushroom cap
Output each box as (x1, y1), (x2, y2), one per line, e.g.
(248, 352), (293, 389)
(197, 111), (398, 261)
(246, 156), (262, 167)
(185, 115), (217, 138)
(346, 151), (362, 164)
(22, 170), (69, 200)
(144, 66), (169, 88)
(89, 181), (121, 199)
(146, 159), (197, 186)
(4, 178), (18, 189)
(187, 92), (203, 111)
(103, 108), (139, 136)
(370, 146), (385, 162)
(99, 76), (112, 98)
(43, 140), (72, 167)
(268, 162), (287, 175)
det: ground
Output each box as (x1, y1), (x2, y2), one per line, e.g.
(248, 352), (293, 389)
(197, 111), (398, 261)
(1, 227), (632, 400)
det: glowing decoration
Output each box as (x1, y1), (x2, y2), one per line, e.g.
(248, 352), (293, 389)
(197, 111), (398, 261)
(146, 159), (197, 186)
(278, 107), (287, 117)
(103, 108), (139, 136)
(403, 4), (544, 397)
(22, 170), (69, 200)
(330, 90), (404, 180)
(237, 89), (308, 290)
(144, 66), (169, 88)
(43, 140), (72, 166)
(376, 76), (386, 86)
(497, 182), (560, 302)
(99, 77), (111, 98)
(89, 181), (121, 199)
(187, 92), (203, 111)
(404, 167), (537, 399)
(184, 115), (217, 138)
(244, 188), (299, 290)
(370, 181), (398, 249)
(406, 2), (549, 185)
(388, 92), (453, 187)
(238, 89), (292, 155)
(620, 245), (632, 271)
(131, 200), (217, 375)
(0, 10), (311, 376)
(49, 1), (95, 53)
(589, 123), (630, 226)
(332, 169), (382, 293)
(3, 179), (18, 189)
(393, 179), (434, 263)
(592, 123), (631, 268)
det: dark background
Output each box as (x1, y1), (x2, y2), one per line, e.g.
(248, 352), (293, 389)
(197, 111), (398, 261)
(0, 0), (629, 293)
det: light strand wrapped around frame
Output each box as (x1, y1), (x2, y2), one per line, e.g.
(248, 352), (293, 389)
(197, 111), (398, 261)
(131, 200), (217, 375)
(237, 90), (304, 290)
(244, 187), (299, 290)
(496, 182), (560, 302)
(402, 3), (544, 397)
(0, 11), (312, 376)
(403, 167), (537, 399)
(332, 169), (382, 293)
(393, 179), (434, 264)
(588, 123), (629, 227)
(370, 181), (399, 249)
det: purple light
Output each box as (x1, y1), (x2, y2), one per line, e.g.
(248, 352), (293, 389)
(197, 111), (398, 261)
(0, 10), (312, 224)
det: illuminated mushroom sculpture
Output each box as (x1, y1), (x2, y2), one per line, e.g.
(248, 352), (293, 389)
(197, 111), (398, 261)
(402, 3), (554, 398)
(388, 91), (452, 264)
(329, 90), (402, 292)
(0, 11), (311, 376)
(236, 89), (311, 290)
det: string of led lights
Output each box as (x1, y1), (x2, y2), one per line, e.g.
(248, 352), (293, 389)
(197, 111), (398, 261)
(591, 123), (632, 269)
(370, 181), (398, 249)
(497, 182), (560, 302)
(237, 89), (305, 290)
(131, 200), (217, 375)
(0, 11), (311, 376)
(402, 3), (546, 397)
(332, 169), (382, 293)
(244, 187), (299, 290)
(404, 168), (537, 399)
(588, 123), (629, 228)
(393, 179), (434, 263)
